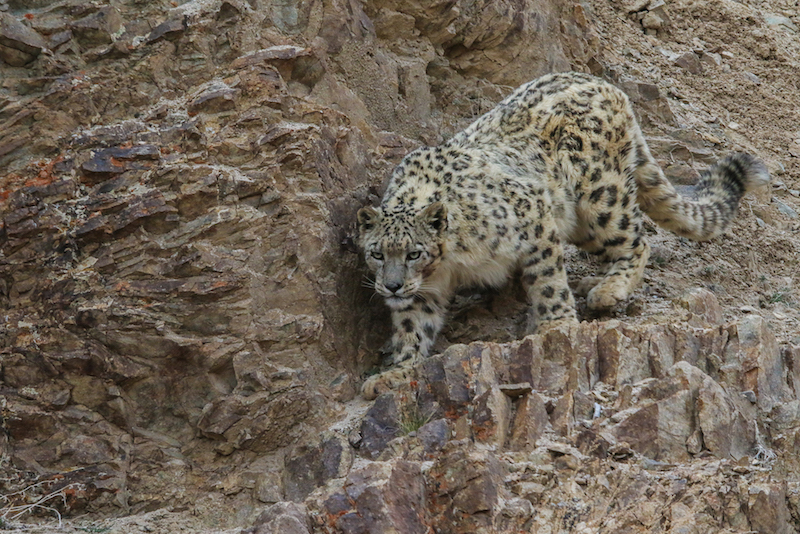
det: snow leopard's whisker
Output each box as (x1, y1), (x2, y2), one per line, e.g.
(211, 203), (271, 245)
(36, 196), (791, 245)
(361, 275), (376, 290)
(412, 293), (429, 304)
(417, 283), (446, 301)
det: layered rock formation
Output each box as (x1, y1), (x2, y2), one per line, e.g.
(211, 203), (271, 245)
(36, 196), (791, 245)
(1, 0), (799, 532)
(0, 0), (597, 521)
(272, 293), (799, 533)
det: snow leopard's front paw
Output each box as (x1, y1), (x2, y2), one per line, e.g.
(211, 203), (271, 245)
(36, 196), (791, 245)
(361, 361), (418, 400)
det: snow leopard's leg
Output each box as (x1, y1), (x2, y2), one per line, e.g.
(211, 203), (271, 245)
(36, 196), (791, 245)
(518, 205), (578, 334)
(362, 296), (448, 400)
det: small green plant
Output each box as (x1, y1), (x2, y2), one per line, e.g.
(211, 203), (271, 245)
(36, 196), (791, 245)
(398, 402), (433, 435)
(767, 289), (793, 305)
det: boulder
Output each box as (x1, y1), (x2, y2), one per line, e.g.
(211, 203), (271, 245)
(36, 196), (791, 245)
(311, 460), (427, 534)
(71, 7), (124, 46)
(283, 434), (353, 501)
(358, 393), (399, 459)
(242, 502), (311, 534)
(0, 12), (47, 66)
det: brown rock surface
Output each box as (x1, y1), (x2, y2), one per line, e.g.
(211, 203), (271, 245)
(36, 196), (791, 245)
(1, 0), (800, 532)
(0, 12), (47, 66)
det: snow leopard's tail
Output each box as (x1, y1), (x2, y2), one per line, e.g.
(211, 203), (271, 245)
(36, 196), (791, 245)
(632, 134), (770, 241)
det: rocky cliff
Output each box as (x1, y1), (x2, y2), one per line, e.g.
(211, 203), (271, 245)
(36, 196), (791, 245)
(1, 0), (799, 532)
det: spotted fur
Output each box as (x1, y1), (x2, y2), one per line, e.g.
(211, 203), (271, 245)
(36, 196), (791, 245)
(357, 72), (769, 399)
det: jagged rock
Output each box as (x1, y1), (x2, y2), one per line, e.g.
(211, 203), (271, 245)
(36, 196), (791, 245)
(575, 427), (612, 458)
(254, 471), (283, 504)
(572, 389), (597, 421)
(427, 440), (502, 533)
(359, 393), (399, 459)
(697, 373), (755, 460)
(506, 392), (551, 451)
(311, 460), (427, 534)
(618, 80), (675, 125)
(610, 361), (756, 461)
(641, 1), (671, 32)
(641, 10), (665, 30)
(723, 315), (786, 412)
(676, 287), (723, 326)
(782, 344), (800, 397)
(417, 418), (448, 455)
(699, 50), (722, 67)
(675, 51), (703, 74)
(74, 189), (178, 236)
(495, 498), (535, 532)
(231, 45), (324, 87)
(49, 29), (73, 49)
(242, 502), (311, 534)
(598, 320), (651, 386)
(0, 12), (47, 66)
(419, 342), (498, 416)
(540, 323), (599, 392)
(498, 382), (532, 398)
(748, 484), (794, 534)
(188, 85), (238, 115)
(80, 145), (160, 184)
(471, 386), (511, 447)
(146, 17), (186, 43)
(71, 6), (124, 46)
(403, 313), (785, 462)
(372, 8), (416, 40)
(197, 389), (313, 454)
(283, 434), (353, 502)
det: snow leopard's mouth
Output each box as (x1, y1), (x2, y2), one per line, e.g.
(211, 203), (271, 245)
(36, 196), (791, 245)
(385, 295), (414, 309)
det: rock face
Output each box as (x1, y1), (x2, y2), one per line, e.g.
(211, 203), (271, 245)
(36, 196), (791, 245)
(1, 0), (800, 532)
(0, 0), (596, 520)
(296, 315), (799, 533)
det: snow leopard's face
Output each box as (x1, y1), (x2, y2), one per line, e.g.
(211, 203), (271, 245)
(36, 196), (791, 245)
(357, 202), (448, 309)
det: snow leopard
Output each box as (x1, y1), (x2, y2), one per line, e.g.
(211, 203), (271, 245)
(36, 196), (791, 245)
(357, 71), (769, 399)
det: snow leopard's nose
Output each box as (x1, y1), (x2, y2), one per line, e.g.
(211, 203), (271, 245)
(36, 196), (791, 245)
(385, 281), (403, 293)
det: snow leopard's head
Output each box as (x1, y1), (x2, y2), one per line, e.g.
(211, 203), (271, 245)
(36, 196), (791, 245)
(357, 201), (448, 309)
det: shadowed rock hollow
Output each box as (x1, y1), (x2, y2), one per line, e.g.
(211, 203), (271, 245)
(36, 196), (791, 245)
(1, 0), (800, 532)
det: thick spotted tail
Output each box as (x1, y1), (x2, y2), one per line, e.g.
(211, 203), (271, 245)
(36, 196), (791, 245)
(632, 138), (770, 241)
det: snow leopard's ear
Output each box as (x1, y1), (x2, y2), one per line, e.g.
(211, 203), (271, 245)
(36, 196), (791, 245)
(420, 202), (448, 236)
(357, 206), (381, 233)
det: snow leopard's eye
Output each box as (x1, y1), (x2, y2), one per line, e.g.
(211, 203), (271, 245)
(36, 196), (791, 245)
(370, 251), (384, 261)
(406, 251), (422, 261)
